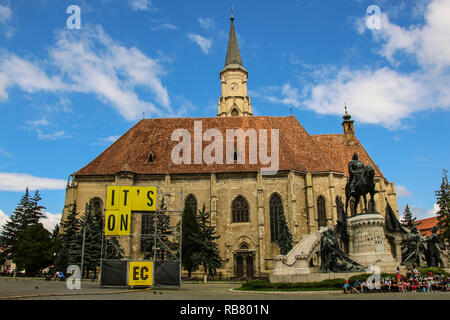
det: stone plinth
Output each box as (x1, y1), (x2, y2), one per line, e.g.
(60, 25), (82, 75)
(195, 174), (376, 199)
(347, 213), (397, 271)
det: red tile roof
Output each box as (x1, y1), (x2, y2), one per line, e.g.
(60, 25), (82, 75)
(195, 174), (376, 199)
(310, 134), (384, 179)
(415, 216), (439, 236)
(74, 116), (385, 179)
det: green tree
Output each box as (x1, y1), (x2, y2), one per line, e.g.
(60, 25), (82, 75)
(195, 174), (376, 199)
(0, 188), (34, 247)
(191, 204), (221, 283)
(73, 203), (106, 278)
(0, 188), (47, 274)
(29, 190), (46, 225)
(14, 223), (53, 276)
(181, 203), (200, 278)
(50, 223), (63, 266)
(436, 169), (450, 245)
(54, 203), (80, 271)
(401, 204), (417, 229)
(277, 213), (293, 255)
(143, 196), (177, 261)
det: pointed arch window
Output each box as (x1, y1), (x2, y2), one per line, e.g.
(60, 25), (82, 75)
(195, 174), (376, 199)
(317, 195), (327, 228)
(89, 197), (103, 216)
(231, 108), (239, 116)
(270, 194), (283, 242)
(147, 151), (155, 163)
(184, 194), (198, 214)
(232, 195), (249, 223)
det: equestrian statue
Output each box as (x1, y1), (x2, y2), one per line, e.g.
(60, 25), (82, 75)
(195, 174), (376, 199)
(345, 153), (378, 215)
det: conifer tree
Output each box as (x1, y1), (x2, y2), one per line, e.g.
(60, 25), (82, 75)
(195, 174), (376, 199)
(0, 188), (46, 256)
(143, 196), (176, 261)
(29, 190), (46, 225)
(51, 223), (63, 266)
(277, 212), (293, 255)
(181, 203), (200, 278)
(14, 223), (53, 276)
(0, 188), (33, 247)
(191, 204), (221, 283)
(401, 204), (417, 229)
(436, 169), (450, 245)
(55, 203), (80, 271)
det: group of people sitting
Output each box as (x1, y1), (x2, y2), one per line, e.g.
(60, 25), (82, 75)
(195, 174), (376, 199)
(343, 268), (449, 294)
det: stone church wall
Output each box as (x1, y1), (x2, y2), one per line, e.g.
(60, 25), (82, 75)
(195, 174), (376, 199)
(61, 170), (398, 278)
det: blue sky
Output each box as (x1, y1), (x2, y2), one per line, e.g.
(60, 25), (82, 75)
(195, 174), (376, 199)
(0, 0), (449, 231)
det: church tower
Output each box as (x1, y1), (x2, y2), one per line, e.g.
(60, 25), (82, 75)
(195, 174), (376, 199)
(217, 10), (253, 117)
(342, 104), (356, 142)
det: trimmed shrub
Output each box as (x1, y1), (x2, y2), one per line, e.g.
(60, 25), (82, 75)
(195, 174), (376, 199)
(348, 273), (398, 283)
(418, 268), (449, 277)
(240, 278), (346, 290)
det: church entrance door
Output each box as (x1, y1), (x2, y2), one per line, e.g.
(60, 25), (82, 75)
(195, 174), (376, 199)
(234, 251), (255, 279)
(235, 255), (244, 278)
(246, 255), (254, 279)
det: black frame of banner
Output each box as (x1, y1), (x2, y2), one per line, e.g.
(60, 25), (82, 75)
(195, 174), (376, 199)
(99, 185), (183, 289)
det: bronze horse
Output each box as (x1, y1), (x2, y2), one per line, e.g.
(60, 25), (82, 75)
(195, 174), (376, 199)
(345, 164), (378, 215)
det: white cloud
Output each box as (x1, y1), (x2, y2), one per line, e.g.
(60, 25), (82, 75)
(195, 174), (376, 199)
(27, 118), (49, 127)
(0, 209), (9, 232)
(91, 135), (120, 146)
(0, 147), (13, 158)
(263, 0), (450, 129)
(0, 4), (12, 24)
(0, 172), (66, 191)
(35, 129), (67, 140)
(372, 0), (450, 73)
(22, 117), (69, 140)
(0, 209), (61, 233)
(150, 23), (178, 31)
(50, 25), (171, 120)
(198, 17), (214, 30)
(426, 203), (440, 216)
(129, 0), (155, 11)
(0, 24), (172, 121)
(41, 211), (61, 232)
(188, 33), (213, 54)
(0, 51), (66, 100)
(396, 185), (412, 197)
(409, 203), (440, 220)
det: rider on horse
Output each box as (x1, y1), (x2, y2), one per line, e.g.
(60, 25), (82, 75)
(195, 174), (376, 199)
(348, 153), (364, 197)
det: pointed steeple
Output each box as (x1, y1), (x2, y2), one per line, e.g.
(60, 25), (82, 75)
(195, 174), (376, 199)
(218, 8), (252, 117)
(225, 7), (243, 67)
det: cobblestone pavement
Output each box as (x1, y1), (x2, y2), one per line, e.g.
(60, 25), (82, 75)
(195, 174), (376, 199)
(0, 278), (449, 300)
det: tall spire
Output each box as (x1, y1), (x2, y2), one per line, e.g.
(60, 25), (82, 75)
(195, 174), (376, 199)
(224, 7), (243, 67)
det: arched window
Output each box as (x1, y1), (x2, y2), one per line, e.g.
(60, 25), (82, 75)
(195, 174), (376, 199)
(269, 194), (283, 242)
(232, 195), (249, 223)
(317, 195), (327, 228)
(231, 108), (239, 116)
(184, 194), (197, 214)
(239, 242), (249, 250)
(89, 198), (103, 216)
(147, 151), (155, 163)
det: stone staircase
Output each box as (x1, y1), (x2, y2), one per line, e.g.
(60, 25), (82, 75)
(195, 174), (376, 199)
(272, 227), (329, 277)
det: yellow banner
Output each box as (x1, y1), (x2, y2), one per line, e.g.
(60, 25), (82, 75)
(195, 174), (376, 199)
(106, 186), (157, 212)
(105, 186), (157, 235)
(104, 210), (131, 236)
(128, 261), (153, 286)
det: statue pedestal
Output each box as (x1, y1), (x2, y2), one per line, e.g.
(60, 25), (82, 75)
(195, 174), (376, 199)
(347, 212), (398, 271)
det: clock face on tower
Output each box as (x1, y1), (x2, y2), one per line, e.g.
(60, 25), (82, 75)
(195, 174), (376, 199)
(230, 82), (238, 91)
